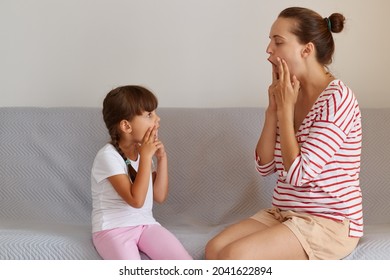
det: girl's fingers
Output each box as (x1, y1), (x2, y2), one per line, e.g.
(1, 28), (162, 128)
(143, 127), (153, 142)
(152, 126), (159, 141)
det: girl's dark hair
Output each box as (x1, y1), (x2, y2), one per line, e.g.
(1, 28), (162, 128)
(279, 7), (345, 66)
(102, 85), (158, 182)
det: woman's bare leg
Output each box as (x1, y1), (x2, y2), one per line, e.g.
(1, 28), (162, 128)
(205, 218), (269, 260)
(217, 223), (308, 260)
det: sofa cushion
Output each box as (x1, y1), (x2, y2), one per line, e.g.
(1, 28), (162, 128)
(0, 220), (100, 259)
(0, 107), (389, 260)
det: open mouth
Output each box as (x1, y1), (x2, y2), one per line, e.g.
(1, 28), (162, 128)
(268, 58), (276, 66)
(155, 127), (159, 140)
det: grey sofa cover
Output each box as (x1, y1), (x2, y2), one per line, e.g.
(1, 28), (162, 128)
(0, 107), (389, 259)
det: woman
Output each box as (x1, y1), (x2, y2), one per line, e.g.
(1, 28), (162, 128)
(205, 7), (362, 260)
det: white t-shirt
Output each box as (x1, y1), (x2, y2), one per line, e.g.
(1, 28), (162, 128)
(91, 143), (158, 233)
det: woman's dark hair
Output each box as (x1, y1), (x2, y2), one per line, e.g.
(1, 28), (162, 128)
(102, 85), (158, 182)
(279, 7), (345, 66)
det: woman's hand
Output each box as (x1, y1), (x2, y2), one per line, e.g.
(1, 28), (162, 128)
(267, 62), (279, 113)
(269, 58), (301, 171)
(269, 57), (300, 117)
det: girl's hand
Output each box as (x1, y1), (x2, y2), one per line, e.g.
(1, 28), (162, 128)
(139, 126), (162, 160)
(269, 57), (300, 115)
(154, 128), (166, 160)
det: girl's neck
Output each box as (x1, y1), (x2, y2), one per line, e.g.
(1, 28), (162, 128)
(119, 142), (139, 161)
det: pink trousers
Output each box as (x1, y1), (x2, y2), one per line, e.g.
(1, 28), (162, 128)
(92, 224), (192, 260)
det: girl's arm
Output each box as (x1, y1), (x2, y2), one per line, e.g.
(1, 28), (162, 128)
(152, 143), (169, 203)
(108, 157), (152, 208)
(108, 126), (159, 208)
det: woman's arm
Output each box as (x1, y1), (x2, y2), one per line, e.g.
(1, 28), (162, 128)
(256, 59), (280, 167)
(272, 58), (300, 171)
(277, 108), (300, 171)
(256, 109), (278, 166)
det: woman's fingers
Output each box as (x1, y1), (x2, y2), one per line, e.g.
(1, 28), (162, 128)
(292, 75), (301, 93)
(272, 65), (278, 83)
(277, 57), (284, 82)
(281, 59), (291, 84)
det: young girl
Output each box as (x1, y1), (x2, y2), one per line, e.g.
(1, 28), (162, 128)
(91, 85), (192, 260)
(205, 7), (362, 260)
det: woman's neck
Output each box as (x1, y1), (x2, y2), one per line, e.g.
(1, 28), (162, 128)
(294, 68), (335, 131)
(299, 67), (335, 99)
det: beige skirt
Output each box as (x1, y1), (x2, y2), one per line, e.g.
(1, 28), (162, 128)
(251, 207), (360, 260)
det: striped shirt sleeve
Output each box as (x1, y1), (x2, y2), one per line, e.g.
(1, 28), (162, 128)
(286, 81), (359, 186)
(254, 150), (276, 176)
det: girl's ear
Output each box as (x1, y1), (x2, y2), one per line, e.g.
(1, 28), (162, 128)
(119, 120), (132, 134)
(301, 42), (315, 58)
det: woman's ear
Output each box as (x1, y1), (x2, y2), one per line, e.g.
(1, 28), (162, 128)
(119, 120), (132, 134)
(301, 42), (315, 58)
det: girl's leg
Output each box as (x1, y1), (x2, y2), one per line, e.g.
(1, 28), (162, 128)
(205, 218), (270, 260)
(138, 224), (193, 260)
(92, 226), (142, 260)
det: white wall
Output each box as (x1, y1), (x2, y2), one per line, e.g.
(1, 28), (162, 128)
(1, 0), (389, 108)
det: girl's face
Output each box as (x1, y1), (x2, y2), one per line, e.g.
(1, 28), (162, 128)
(129, 110), (160, 143)
(266, 17), (305, 79)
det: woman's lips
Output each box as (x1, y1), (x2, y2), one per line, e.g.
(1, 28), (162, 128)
(268, 58), (276, 66)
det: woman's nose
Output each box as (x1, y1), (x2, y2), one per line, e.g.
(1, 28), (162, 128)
(266, 43), (272, 54)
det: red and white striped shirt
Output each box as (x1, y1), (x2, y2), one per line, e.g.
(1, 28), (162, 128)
(256, 80), (363, 237)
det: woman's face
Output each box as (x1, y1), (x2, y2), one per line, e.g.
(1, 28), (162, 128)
(266, 17), (305, 79)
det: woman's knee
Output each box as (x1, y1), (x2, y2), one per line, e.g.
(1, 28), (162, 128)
(205, 237), (221, 260)
(216, 245), (235, 260)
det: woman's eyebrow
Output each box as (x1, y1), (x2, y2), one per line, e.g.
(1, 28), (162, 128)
(269, 34), (285, 39)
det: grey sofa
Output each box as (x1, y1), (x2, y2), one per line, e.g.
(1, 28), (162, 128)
(0, 107), (389, 260)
